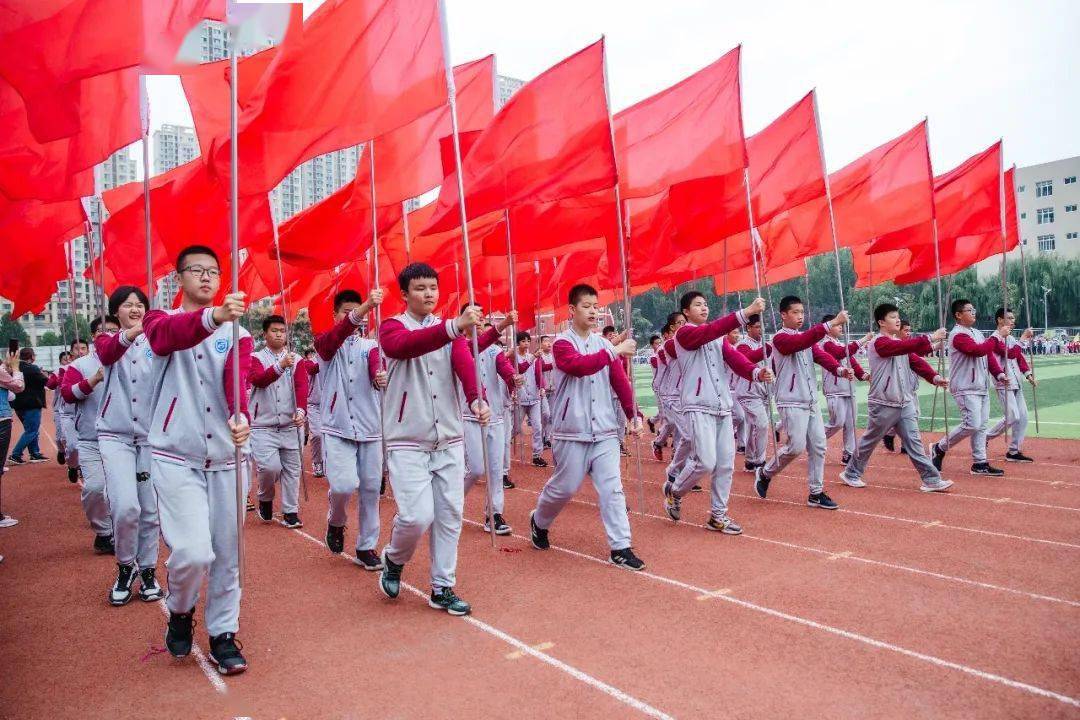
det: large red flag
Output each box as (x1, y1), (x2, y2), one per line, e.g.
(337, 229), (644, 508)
(422, 40), (616, 234)
(216, 0), (448, 197)
(613, 46), (745, 199)
(0, 196), (87, 316)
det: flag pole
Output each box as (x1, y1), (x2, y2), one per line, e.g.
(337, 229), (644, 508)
(602, 39), (646, 517)
(997, 141), (1012, 443)
(439, 0), (496, 547)
(922, 119), (949, 439)
(139, 76), (154, 308)
(401, 200), (412, 264)
(367, 141), (392, 490)
(227, 28), (246, 585)
(64, 239), (77, 347)
(504, 211), (525, 468)
(1011, 166), (1039, 431)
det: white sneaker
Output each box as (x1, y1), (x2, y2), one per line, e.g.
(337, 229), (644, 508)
(839, 470), (866, 488)
(919, 478), (954, 493)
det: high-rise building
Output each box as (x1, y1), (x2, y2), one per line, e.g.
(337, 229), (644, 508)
(197, 20), (229, 62)
(497, 74), (525, 109)
(976, 155), (1080, 278)
(269, 146), (361, 222)
(154, 124), (199, 174)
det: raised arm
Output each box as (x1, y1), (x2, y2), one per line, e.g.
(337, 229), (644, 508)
(723, 340), (764, 381)
(495, 351), (517, 392)
(0, 365), (25, 393)
(552, 338), (614, 378)
(60, 364), (91, 404)
(849, 355), (869, 381)
(951, 332), (998, 358)
(247, 355), (282, 389)
(450, 336), (480, 405)
(811, 343), (843, 376)
(314, 310), (361, 361)
(223, 336), (254, 421)
(735, 340), (771, 363)
(143, 308), (216, 355)
(379, 317), (459, 360)
(475, 325), (501, 354)
(675, 310), (745, 351)
(909, 353), (939, 384)
(770, 323), (828, 355)
(872, 334), (933, 358)
(95, 331), (133, 366)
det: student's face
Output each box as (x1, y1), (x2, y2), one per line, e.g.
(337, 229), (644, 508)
(827, 322), (844, 339)
(747, 322), (762, 340)
(781, 303), (804, 329)
(264, 322), (287, 350)
(726, 328), (741, 344)
(335, 301), (361, 325)
(70, 342), (87, 358)
(569, 294), (600, 328)
(602, 331), (615, 341)
(96, 322), (119, 338)
(899, 324), (912, 339)
(998, 311), (1016, 331)
(684, 297), (709, 324)
(954, 303), (976, 326)
(59, 355), (71, 366)
(404, 277), (439, 315)
(116, 292), (145, 329)
(651, 339), (661, 350)
(516, 338), (529, 352)
(177, 253), (221, 305)
(878, 311), (901, 335)
(540, 338), (552, 353)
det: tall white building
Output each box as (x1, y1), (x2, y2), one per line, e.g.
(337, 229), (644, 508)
(976, 155), (1080, 278)
(497, 75), (525, 109)
(154, 124), (199, 174)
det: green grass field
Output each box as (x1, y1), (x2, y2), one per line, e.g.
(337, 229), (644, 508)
(634, 353), (1080, 440)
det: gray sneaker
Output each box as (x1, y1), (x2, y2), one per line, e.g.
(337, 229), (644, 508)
(705, 515), (743, 535)
(919, 478), (954, 493)
(839, 470), (866, 488)
(429, 587), (471, 616)
(663, 479), (681, 522)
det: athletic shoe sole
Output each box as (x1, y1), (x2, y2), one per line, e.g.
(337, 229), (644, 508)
(919, 479), (954, 493)
(839, 471), (866, 488)
(970, 469), (1005, 476)
(704, 521), (743, 535)
(354, 558), (384, 572)
(1005, 456), (1034, 463)
(139, 590), (164, 602)
(807, 499), (840, 510)
(609, 557), (646, 572)
(109, 593), (133, 607)
(279, 519), (304, 529)
(259, 515), (274, 523)
(427, 598), (471, 616)
(378, 549), (400, 599)
(483, 524), (513, 536)
(211, 659), (247, 676)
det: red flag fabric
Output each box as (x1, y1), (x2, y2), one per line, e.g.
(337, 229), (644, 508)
(613, 46), (745, 199)
(709, 257), (805, 296)
(0, 196), (87, 316)
(216, 0), (447, 197)
(423, 40), (616, 234)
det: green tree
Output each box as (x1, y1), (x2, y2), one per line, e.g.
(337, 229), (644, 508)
(0, 313), (29, 346)
(37, 331), (62, 347)
(60, 314), (92, 344)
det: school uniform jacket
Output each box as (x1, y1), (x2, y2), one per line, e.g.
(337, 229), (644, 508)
(142, 307), (253, 471)
(461, 327), (516, 424)
(819, 339), (868, 397)
(990, 335), (1031, 391)
(864, 334), (939, 408)
(947, 326), (1005, 397)
(248, 347), (310, 431)
(379, 312), (479, 452)
(549, 330), (636, 442)
(94, 330), (154, 444)
(734, 337), (772, 402)
(311, 311), (383, 442)
(60, 350), (104, 443)
(47, 367), (74, 419)
(657, 339), (683, 401)
(514, 351), (545, 405)
(769, 324), (844, 409)
(673, 311), (760, 416)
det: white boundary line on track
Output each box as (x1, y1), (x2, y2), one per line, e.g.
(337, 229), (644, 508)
(509, 488), (1080, 608)
(856, 458), (1080, 489)
(471, 520), (1080, 710)
(817, 477), (1080, 513)
(155, 601), (227, 694)
(289, 528), (674, 720)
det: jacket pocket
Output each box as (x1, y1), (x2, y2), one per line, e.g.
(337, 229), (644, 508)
(883, 376), (892, 396)
(397, 391), (408, 422)
(329, 392), (338, 413)
(253, 402), (259, 420)
(695, 377), (702, 397)
(560, 398), (570, 421)
(161, 397), (178, 433)
(788, 372), (796, 393)
(99, 392), (112, 418)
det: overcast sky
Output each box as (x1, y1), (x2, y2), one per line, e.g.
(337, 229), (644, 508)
(146, 0), (1079, 176)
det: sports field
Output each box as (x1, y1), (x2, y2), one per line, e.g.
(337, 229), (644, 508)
(636, 353), (1080, 440)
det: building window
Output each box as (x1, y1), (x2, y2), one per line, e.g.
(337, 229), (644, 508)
(1037, 234), (1056, 252)
(1036, 207), (1055, 224)
(1067, 232), (1078, 240)
(1022, 238), (1027, 245)
(1065, 176), (1077, 184)
(1066, 205), (1077, 213)
(1017, 184), (1025, 192)
(1035, 180), (1053, 197)
(1020, 212), (1026, 219)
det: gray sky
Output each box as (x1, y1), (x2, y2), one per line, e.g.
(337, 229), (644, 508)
(146, 0), (1079, 176)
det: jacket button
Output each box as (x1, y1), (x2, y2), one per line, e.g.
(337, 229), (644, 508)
(206, 434), (212, 439)
(197, 354), (203, 359)
(206, 407), (211, 412)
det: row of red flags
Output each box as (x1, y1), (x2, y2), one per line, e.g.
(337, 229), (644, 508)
(1, 0), (1017, 326)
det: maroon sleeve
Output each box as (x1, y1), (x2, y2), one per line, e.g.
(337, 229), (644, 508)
(542, 358), (553, 371)
(143, 308), (215, 355)
(650, 356), (658, 370)
(450, 336), (480, 405)
(516, 356), (530, 373)
(663, 338), (677, 359)
(46, 372), (59, 390)
(224, 336), (254, 421)
(987, 350), (1004, 377)
(735, 341), (768, 363)
(821, 339), (846, 360)
(60, 365), (88, 403)
(292, 362), (309, 409)
(307, 359), (320, 376)
(475, 326), (501, 353)
(495, 351), (516, 391)
(951, 332), (998, 358)
(850, 355), (868, 381)
(608, 356), (637, 418)
(909, 354), (938, 383)
(723, 340), (759, 381)
(552, 338), (613, 377)
(811, 343), (842, 376)
(770, 323), (828, 355)
(368, 346), (381, 384)
(1012, 343), (1031, 373)
(247, 356), (281, 389)
(314, 313), (360, 362)
(95, 332), (130, 366)
(873, 334), (933, 358)
(379, 317), (456, 360)
(675, 311), (743, 351)
(534, 356), (545, 389)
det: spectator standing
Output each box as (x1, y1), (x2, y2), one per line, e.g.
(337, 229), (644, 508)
(9, 348), (49, 464)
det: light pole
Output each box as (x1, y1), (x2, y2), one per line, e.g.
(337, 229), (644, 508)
(1042, 286), (1052, 333)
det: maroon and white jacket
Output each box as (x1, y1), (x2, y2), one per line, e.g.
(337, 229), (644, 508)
(313, 311), (381, 442)
(248, 346), (310, 431)
(60, 351), (104, 443)
(769, 324), (844, 409)
(674, 310), (762, 416)
(549, 330), (636, 442)
(819, 339), (868, 397)
(94, 330), (154, 444)
(864, 334), (939, 408)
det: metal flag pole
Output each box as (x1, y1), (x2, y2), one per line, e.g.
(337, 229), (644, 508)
(268, 199), (310, 503)
(503, 211), (525, 467)
(922, 120), (949, 440)
(63, 239), (77, 347)
(438, 0), (496, 547)
(803, 258), (812, 322)
(722, 237), (729, 313)
(139, 75), (154, 308)
(997, 141), (1012, 442)
(1011, 165), (1039, 431)
(602, 40), (646, 517)
(401, 200), (412, 264)
(367, 141), (391, 497)
(227, 28), (246, 584)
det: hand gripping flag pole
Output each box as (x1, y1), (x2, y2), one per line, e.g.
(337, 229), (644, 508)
(438, 0), (497, 548)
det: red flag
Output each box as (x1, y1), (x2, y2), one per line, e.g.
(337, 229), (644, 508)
(613, 46), (745, 199)
(423, 40), (616, 234)
(0, 196), (87, 316)
(218, 0), (448, 197)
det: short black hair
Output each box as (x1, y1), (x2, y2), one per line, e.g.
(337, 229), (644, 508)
(779, 295), (802, 312)
(262, 314), (286, 332)
(540, 334), (551, 341)
(679, 291), (704, 312)
(515, 331), (531, 344)
(70, 337), (87, 349)
(18, 347), (33, 362)
(334, 289), (363, 312)
(459, 302), (484, 315)
(90, 315), (119, 334)
(951, 298), (972, 318)
(995, 306), (1013, 322)
(58, 351), (71, 362)
(745, 313), (761, 326)
(398, 262), (438, 292)
(176, 244), (219, 272)
(568, 283), (597, 306)
(303, 348), (315, 357)
(900, 319), (912, 329)
(108, 285), (149, 316)
(663, 311), (685, 333)
(649, 334), (661, 344)
(821, 313), (836, 324)
(602, 325), (616, 336)
(874, 303), (899, 323)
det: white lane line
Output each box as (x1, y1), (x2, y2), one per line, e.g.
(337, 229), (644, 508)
(289, 529), (674, 720)
(155, 602), (227, 694)
(858, 459), (1080, 489)
(479, 521), (1080, 710)
(819, 478), (1080, 513)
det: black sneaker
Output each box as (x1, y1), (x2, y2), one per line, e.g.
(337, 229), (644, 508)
(258, 500), (273, 523)
(743, 460), (762, 473)
(355, 548), (383, 571)
(28, 453), (47, 463)
(900, 446), (908, 456)
(970, 462), (1004, 476)
(841, 451), (852, 465)
(528, 510), (549, 550)
(737, 445), (746, 454)
(609, 548), (646, 571)
(531, 455), (548, 468)
(109, 563), (136, 606)
(56, 450), (65, 465)
(325, 524), (345, 554)
(1005, 451), (1034, 463)
(754, 466), (771, 499)
(543, 440), (552, 449)
(502, 474), (515, 489)
(429, 587), (471, 616)
(7, 455), (24, 466)
(93, 535), (115, 555)
(208, 633), (247, 675)
(280, 512), (303, 529)
(379, 549), (403, 599)
(883, 435), (895, 452)
(138, 568), (163, 602)
(931, 442), (946, 471)
(646, 417), (656, 434)
(808, 492), (839, 510)
(165, 609), (195, 658)
(691, 485), (703, 493)
(67, 466), (79, 483)
(483, 513), (512, 535)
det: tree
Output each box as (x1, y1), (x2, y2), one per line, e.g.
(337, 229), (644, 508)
(60, 314), (92, 345)
(0, 313), (29, 346)
(37, 331), (62, 346)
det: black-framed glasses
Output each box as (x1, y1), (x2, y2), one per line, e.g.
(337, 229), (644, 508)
(180, 265), (221, 279)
